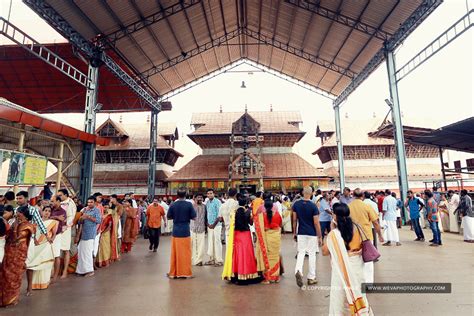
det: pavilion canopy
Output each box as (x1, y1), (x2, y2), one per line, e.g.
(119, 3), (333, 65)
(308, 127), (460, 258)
(16, 0), (441, 112)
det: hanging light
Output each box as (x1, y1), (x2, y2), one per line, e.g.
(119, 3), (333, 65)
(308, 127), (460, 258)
(241, 81), (246, 88)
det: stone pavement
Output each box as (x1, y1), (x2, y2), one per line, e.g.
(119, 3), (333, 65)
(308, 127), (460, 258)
(3, 227), (473, 315)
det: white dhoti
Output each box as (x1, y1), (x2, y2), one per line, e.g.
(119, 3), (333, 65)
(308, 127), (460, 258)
(76, 239), (94, 274)
(93, 232), (101, 257)
(191, 231), (205, 265)
(0, 237), (5, 263)
(462, 216), (474, 241)
(386, 220), (399, 242)
(52, 233), (62, 258)
(363, 240), (375, 283)
(117, 221), (122, 239)
(61, 227), (72, 251)
(207, 225), (223, 263)
(449, 208), (460, 233)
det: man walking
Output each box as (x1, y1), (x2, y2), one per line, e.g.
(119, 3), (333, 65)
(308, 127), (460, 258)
(293, 186), (322, 287)
(405, 190), (425, 241)
(76, 196), (101, 277)
(191, 193), (206, 266)
(382, 189), (401, 246)
(57, 189), (77, 279)
(425, 190), (442, 246)
(349, 188), (384, 283)
(205, 189), (223, 267)
(167, 188), (196, 279)
(146, 198), (166, 252)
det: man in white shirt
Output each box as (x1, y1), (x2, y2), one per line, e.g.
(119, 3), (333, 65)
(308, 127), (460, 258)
(382, 189), (401, 246)
(218, 188), (238, 245)
(57, 189), (77, 279)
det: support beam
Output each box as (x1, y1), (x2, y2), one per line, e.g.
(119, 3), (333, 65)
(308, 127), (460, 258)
(148, 109), (159, 202)
(439, 147), (447, 191)
(56, 142), (64, 191)
(385, 49), (409, 214)
(102, 0), (201, 45)
(23, 0), (161, 111)
(334, 0), (443, 107)
(142, 28), (242, 79)
(79, 64), (99, 202)
(285, 0), (392, 41)
(333, 103), (345, 192)
(13, 125), (26, 194)
(243, 28), (356, 78)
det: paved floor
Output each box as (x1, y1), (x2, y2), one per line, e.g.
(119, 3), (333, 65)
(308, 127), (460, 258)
(3, 227), (473, 315)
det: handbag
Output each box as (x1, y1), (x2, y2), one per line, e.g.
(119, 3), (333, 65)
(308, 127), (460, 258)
(143, 227), (150, 239)
(354, 223), (380, 263)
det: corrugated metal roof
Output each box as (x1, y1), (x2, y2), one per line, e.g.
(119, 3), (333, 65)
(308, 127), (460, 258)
(35, 0), (437, 101)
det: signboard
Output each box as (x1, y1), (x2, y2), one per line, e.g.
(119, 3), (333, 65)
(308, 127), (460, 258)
(230, 135), (264, 142)
(7, 152), (47, 185)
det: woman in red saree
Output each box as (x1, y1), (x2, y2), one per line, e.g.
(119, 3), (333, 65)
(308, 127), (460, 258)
(0, 206), (35, 307)
(121, 199), (138, 253)
(96, 205), (115, 267)
(254, 194), (282, 284)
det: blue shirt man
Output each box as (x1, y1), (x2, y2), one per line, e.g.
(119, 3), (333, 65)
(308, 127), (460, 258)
(318, 198), (332, 222)
(81, 206), (102, 241)
(206, 197), (222, 226)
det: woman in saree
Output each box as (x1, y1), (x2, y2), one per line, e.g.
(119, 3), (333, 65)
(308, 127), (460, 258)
(438, 194), (449, 232)
(97, 204), (116, 267)
(110, 203), (121, 262)
(222, 195), (260, 285)
(26, 206), (58, 293)
(68, 208), (84, 274)
(254, 193), (282, 284)
(281, 197), (293, 233)
(322, 203), (373, 316)
(0, 206), (35, 307)
(121, 199), (138, 253)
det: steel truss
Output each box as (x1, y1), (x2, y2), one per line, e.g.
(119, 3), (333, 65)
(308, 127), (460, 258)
(242, 28), (356, 79)
(285, 0), (392, 41)
(334, 0), (443, 107)
(396, 9), (473, 82)
(102, 0), (201, 45)
(0, 17), (89, 87)
(23, 0), (161, 112)
(142, 28), (243, 79)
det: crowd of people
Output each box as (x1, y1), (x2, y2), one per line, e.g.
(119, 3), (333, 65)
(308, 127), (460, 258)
(0, 184), (472, 313)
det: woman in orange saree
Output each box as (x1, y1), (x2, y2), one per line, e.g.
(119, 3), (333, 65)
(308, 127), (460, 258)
(254, 195), (282, 284)
(121, 199), (138, 253)
(109, 206), (120, 262)
(0, 206), (35, 307)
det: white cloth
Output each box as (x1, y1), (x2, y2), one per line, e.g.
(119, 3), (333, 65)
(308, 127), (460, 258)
(207, 225), (223, 263)
(52, 233), (62, 257)
(219, 199), (238, 236)
(385, 220), (399, 242)
(295, 235), (317, 280)
(462, 216), (474, 241)
(448, 194), (460, 233)
(117, 220), (122, 239)
(0, 237), (5, 263)
(61, 198), (77, 227)
(191, 231), (205, 265)
(76, 239), (94, 274)
(364, 241), (375, 283)
(93, 232), (101, 257)
(60, 227), (72, 251)
(282, 213), (292, 232)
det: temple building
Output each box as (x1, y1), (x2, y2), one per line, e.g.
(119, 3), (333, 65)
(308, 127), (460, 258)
(313, 118), (442, 192)
(91, 117), (182, 196)
(168, 110), (329, 194)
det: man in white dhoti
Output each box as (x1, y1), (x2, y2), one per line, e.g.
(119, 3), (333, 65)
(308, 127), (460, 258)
(448, 190), (460, 233)
(76, 196), (101, 277)
(382, 190), (401, 246)
(57, 189), (76, 279)
(457, 190), (474, 243)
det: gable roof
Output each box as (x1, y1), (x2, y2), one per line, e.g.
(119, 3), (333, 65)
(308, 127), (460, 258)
(190, 111), (304, 135)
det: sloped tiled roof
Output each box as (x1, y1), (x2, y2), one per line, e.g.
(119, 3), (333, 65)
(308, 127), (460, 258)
(94, 170), (173, 184)
(324, 163), (442, 179)
(190, 111), (304, 135)
(169, 153), (327, 181)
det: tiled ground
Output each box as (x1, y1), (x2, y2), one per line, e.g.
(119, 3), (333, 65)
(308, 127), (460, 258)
(4, 227), (473, 316)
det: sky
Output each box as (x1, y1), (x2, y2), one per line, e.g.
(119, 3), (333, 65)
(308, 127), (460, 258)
(1, 0), (473, 170)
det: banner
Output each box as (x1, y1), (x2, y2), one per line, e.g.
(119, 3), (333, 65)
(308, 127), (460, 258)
(7, 152), (47, 185)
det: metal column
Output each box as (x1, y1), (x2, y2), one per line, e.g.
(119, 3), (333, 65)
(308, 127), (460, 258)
(56, 142), (64, 191)
(439, 147), (447, 191)
(385, 49), (409, 208)
(79, 64), (99, 201)
(148, 109), (159, 202)
(334, 103), (345, 192)
(13, 125), (26, 194)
